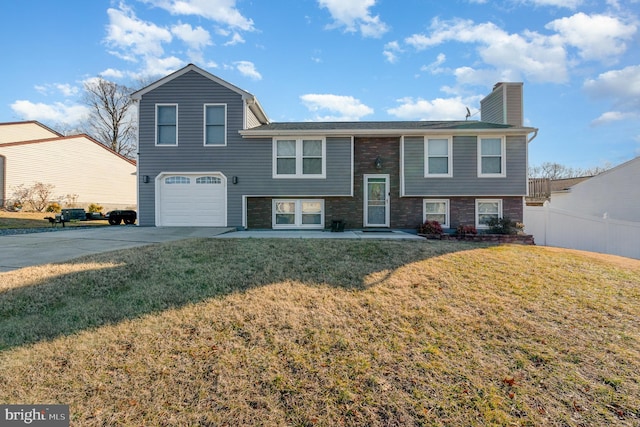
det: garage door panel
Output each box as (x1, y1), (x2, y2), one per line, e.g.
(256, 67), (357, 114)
(159, 174), (226, 226)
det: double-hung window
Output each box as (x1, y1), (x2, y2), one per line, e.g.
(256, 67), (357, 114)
(156, 104), (177, 145)
(478, 136), (506, 177)
(273, 138), (326, 178)
(476, 199), (502, 228)
(423, 199), (449, 228)
(425, 137), (452, 177)
(204, 104), (226, 146)
(273, 199), (324, 229)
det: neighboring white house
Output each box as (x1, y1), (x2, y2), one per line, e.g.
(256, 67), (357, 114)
(548, 156), (640, 222)
(524, 156), (640, 259)
(0, 121), (136, 210)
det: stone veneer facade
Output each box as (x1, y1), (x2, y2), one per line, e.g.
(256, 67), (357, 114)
(246, 137), (524, 230)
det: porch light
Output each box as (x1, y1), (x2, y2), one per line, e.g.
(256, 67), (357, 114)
(374, 156), (383, 170)
(142, 175), (149, 183)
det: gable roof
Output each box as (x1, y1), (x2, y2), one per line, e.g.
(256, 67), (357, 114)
(130, 63), (269, 124)
(0, 121), (63, 144)
(0, 134), (136, 165)
(241, 120), (537, 137)
(561, 156), (640, 192)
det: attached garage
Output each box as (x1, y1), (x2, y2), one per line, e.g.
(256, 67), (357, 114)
(156, 172), (227, 226)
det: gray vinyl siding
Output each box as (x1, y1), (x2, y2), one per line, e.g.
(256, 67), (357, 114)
(505, 84), (523, 127)
(137, 70), (352, 226)
(480, 83), (523, 127)
(403, 135), (527, 196)
(480, 88), (504, 125)
(238, 137), (352, 196)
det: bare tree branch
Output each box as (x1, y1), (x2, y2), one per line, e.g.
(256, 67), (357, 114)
(82, 78), (137, 158)
(529, 162), (612, 179)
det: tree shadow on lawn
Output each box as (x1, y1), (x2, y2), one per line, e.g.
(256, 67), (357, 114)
(0, 238), (487, 350)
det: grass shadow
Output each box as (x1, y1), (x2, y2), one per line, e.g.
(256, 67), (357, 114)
(0, 238), (489, 351)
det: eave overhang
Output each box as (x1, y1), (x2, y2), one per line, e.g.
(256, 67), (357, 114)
(239, 126), (538, 138)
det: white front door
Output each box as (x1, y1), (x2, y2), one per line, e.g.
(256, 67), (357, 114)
(364, 174), (390, 227)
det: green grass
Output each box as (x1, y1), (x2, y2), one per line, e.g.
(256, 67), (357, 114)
(0, 210), (108, 229)
(1, 239), (639, 426)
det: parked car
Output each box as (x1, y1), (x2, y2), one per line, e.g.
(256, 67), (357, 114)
(105, 210), (137, 225)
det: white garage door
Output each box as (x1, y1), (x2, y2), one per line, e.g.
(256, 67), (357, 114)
(158, 173), (226, 226)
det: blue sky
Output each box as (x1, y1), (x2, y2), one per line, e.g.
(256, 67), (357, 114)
(1, 0), (639, 169)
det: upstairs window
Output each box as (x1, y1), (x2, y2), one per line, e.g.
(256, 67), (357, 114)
(204, 104), (226, 146)
(156, 104), (177, 145)
(478, 136), (506, 177)
(425, 137), (452, 177)
(273, 138), (326, 178)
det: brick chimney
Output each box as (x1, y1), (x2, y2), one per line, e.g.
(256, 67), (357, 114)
(480, 82), (524, 127)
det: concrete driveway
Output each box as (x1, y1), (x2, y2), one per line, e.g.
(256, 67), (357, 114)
(0, 226), (424, 273)
(0, 226), (235, 273)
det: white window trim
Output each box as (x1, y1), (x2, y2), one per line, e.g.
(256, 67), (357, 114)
(475, 199), (503, 229)
(155, 104), (178, 146)
(272, 137), (326, 179)
(272, 199), (325, 229)
(477, 136), (506, 178)
(424, 136), (453, 178)
(423, 199), (450, 228)
(203, 104), (227, 146)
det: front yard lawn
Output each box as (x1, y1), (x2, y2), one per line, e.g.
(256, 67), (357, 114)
(0, 210), (108, 229)
(1, 239), (639, 425)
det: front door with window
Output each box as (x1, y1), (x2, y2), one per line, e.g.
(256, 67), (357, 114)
(364, 174), (390, 227)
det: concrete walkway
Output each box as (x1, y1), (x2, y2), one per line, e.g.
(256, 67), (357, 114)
(0, 227), (423, 272)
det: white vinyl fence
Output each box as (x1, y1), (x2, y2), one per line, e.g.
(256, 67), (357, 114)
(524, 203), (640, 260)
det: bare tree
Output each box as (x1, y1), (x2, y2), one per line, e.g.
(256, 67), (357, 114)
(28, 182), (56, 212)
(529, 162), (611, 179)
(9, 184), (32, 210)
(83, 77), (137, 158)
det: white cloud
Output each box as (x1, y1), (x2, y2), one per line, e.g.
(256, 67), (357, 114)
(591, 111), (638, 126)
(141, 0), (254, 31)
(33, 83), (80, 97)
(546, 13), (636, 61)
(100, 68), (125, 79)
(234, 61), (262, 80)
(421, 53), (447, 74)
(405, 18), (568, 84)
(522, 0), (583, 8)
(224, 32), (245, 46)
(452, 66), (508, 87)
(141, 56), (185, 77)
(584, 64), (640, 111)
(383, 41), (402, 63)
(386, 96), (472, 121)
(300, 94), (374, 121)
(10, 100), (89, 126)
(105, 5), (173, 61)
(171, 23), (212, 50)
(318, 0), (389, 38)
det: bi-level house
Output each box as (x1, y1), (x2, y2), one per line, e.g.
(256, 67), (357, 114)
(132, 64), (537, 230)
